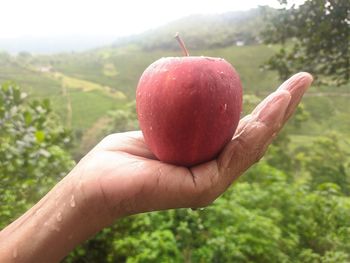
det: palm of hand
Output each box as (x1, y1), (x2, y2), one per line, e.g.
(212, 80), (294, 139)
(74, 73), (312, 222)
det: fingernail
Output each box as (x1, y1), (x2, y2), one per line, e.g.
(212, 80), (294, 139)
(278, 72), (313, 93)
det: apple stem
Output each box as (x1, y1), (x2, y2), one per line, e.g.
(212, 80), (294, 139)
(175, 32), (189, 56)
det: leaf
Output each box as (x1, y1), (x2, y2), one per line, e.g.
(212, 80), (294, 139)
(35, 130), (45, 143)
(24, 111), (32, 126)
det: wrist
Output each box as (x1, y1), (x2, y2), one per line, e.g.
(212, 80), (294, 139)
(0, 170), (107, 262)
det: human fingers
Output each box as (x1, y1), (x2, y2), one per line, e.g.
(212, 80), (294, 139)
(218, 90), (291, 179)
(216, 72), (313, 189)
(183, 90), (291, 210)
(180, 90), (292, 211)
(91, 131), (157, 159)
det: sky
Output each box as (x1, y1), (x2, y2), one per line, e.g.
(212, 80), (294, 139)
(0, 0), (305, 39)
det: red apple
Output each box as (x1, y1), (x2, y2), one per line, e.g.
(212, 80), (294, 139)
(136, 35), (242, 166)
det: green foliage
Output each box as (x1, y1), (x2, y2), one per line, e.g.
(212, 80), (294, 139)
(114, 229), (181, 262)
(304, 132), (350, 194)
(64, 162), (350, 262)
(262, 0), (350, 86)
(0, 82), (75, 227)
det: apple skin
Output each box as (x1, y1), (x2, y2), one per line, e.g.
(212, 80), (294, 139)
(136, 56), (242, 167)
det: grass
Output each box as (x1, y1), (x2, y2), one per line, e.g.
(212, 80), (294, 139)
(51, 89), (122, 130)
(69, 90), (120, 130)
(293, 95), (350, 136)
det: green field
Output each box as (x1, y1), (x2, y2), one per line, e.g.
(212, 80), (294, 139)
(0, 53), (126, 131)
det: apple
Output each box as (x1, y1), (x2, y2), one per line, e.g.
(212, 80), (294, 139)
(136, 34), (242, 166)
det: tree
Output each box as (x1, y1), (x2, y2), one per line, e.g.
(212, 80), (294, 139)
(262, 0), (350, 86)
(0, 82), (75, 228)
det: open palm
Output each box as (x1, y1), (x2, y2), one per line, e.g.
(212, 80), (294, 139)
(74, 72), (313, 223)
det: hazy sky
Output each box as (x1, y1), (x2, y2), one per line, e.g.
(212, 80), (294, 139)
(0, 0), (305, 39)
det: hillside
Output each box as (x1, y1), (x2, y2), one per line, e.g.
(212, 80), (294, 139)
(0, 52), (126, 131)
(113, 8), (270, 50)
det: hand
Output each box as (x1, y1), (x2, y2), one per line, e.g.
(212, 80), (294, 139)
(73, 72), (313, 225)
(0, 72), (313, 263)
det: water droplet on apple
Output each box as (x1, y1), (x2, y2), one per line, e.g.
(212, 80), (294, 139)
(172, 77), (176, 81)
(149, 126), (153, 131)
(137, 91), (141, 96)
(220, 103), (228, 113)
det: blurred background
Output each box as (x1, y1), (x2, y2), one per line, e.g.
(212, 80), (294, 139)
(1, 0), (349, 262)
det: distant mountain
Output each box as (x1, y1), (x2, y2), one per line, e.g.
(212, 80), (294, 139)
(0, 35), (118, 54)
(0, 7), (274, 54)
(113, 7), (273, 51)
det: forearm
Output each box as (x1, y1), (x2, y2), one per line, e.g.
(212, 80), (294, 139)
(0, 171), (107, 263)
